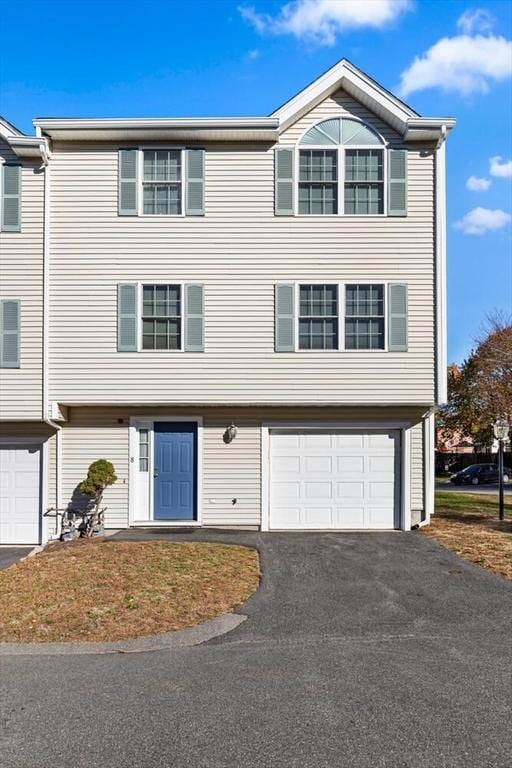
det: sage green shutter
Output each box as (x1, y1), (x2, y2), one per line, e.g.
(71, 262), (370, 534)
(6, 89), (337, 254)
(275, 284), (295, 351)
(2, 164), (21, 232)
(388, 283), (408, 351)
(0, 299), (20, 368)
(387, 149), (407, 216)
(185, 149), (205, 216)
(275, 148), (294, 215)
(117, 284), (138, 351)
(184, 284), (204, 351)
(118, 149), (138, 215)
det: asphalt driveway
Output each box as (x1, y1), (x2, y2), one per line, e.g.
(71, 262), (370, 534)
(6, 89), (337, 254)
(1, 530), (511, 767)
(0, 546), (31, 571)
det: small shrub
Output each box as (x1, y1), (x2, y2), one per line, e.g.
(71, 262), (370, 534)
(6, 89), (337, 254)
(79, 459), (117, 536)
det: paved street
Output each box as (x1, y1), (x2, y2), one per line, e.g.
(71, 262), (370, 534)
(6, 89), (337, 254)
(436, 482), (512, 495)
(1, 530), (511, 767)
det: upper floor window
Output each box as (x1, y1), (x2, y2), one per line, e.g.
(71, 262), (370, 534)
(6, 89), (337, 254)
(143, 150), (182, 215)
(118, 148), (204, 217)
(297, 117), (385, 216)
(142, 284), (181, 349)
(345, 284), (385, 349)
(275, 282), (408, 353)
(117, 282), (204, 352)
(298, 284), (338, 349)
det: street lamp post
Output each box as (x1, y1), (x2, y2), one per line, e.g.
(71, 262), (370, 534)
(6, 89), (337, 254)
(493, 418), (510, 522)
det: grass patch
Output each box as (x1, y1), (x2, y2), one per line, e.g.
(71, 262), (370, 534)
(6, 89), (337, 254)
(421, 492), (512, 580)
(0, 539), (260, 643)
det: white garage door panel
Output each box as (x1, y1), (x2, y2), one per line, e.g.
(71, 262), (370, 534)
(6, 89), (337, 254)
(270, 430), (400, 530)
(0, 446), (41, 544)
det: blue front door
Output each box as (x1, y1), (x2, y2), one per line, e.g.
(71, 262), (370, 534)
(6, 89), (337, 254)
(153, 422), (197, 521)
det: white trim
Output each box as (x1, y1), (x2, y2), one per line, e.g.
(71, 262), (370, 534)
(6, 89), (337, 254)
(435, 138), (448, 404)
(271, 59), (454, 139)
(34, 117), (279, 130)
(272, 60), (416, 131)
(295, 113), (388, 148)
(261, 420), (413, 532)
(423, 411), (435, 523)
(401, 427), (412, 531)
(42, 160), (50, 419)
(129, 416), (203, 527)
(0, 437), (46, 545)
(41, 439), (49, 544)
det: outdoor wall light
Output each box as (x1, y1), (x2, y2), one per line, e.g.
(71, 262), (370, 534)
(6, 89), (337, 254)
(223, 423), (238, 444)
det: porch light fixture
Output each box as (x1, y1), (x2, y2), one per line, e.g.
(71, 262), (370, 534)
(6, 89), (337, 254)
(493, 418), (509, 522)
(223, 423), (238, 444)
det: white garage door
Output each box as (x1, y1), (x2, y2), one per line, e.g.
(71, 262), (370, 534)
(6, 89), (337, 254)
(269, 429), (400, 530)
(0, 445), (41, 544)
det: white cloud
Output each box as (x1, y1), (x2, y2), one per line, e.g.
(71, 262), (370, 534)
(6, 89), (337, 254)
(454, 207), (512, 235)
(398, 33), (512, 97)
(490, 156), (512, 178)
(239, 0), (412, 46)
(456, 8), (495, 35)
(466, 176), (491, 191)
(247, 48), (260, 60)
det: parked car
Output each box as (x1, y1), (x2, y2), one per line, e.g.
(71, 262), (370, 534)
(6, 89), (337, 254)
(450, 464), (511, 486)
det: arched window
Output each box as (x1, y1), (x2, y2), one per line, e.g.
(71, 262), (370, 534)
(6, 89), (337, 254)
(298, 117), (385, 216)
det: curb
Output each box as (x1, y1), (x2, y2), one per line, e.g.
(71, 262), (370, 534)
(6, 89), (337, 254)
(0, 613), (247, 656)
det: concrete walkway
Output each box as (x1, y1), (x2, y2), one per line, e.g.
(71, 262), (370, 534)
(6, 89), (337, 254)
(1, 530), (511, 768)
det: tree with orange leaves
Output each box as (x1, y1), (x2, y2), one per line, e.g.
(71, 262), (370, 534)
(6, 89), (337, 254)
(438, 315), (512, 449)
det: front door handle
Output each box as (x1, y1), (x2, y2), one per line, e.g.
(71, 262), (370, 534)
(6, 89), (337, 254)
(153, 467), (159, 479)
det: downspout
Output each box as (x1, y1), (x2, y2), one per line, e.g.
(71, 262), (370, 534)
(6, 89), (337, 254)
(40, 137), (63, 539)
(422, 124), (448, 528)
(435, 124), (448, 405)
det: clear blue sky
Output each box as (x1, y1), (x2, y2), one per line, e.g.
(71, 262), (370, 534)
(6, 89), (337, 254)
(1, 0), (511, 364)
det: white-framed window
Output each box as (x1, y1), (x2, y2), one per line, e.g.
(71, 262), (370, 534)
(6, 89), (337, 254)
(141, 284), (182, 350)
(345, 284), (385, 350)
(142, 149), (182, 215)
(344, 150), (384, 215)
(294, 282), (387, 351)
(139, 428), (149, 472)
(298, 150), (338, 215)
(298, 284), (339, 349)
(297, 117), (386, 216)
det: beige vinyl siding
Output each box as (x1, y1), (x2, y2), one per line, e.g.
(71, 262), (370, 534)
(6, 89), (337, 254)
(56, 405), (425, 529)
(0, 141), (44, 420)
(410, 421), (424, 526)
(48, 89), (436, 407)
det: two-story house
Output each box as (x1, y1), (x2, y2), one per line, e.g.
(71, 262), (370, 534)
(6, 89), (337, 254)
(0, 59), (454, 544)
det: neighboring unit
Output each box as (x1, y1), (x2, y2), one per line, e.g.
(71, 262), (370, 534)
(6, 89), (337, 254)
(0, 59), (455, 543)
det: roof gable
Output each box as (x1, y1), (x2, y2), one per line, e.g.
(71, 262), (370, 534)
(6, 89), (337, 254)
(271, 59), (454, 141)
